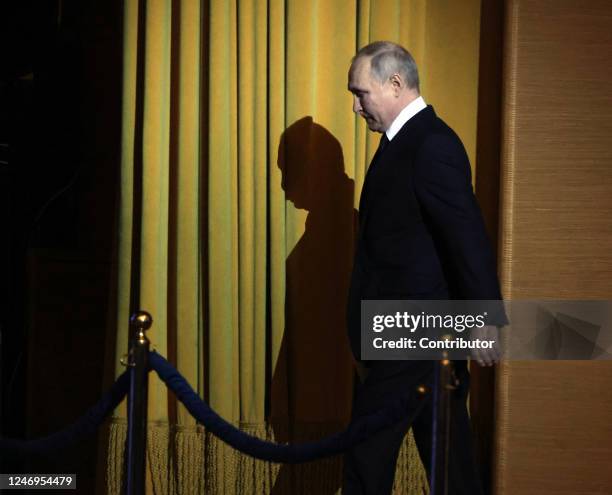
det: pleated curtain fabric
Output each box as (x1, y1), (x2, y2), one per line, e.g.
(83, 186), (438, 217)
(106, 0), (482, 493)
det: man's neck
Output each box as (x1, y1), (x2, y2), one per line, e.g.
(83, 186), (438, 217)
(387, 92), (420, 127)
(385, 94), (427, 141)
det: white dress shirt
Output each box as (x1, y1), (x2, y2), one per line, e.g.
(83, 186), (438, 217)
(385, 96), (427, 141)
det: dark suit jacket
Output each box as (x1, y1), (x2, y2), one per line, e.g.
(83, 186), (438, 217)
(347, 105), (503, 360)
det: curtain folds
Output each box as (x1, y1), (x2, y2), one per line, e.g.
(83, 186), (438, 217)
(107, 0), (481, 493)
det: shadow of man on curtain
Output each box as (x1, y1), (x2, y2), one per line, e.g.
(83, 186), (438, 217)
(270, 117), (357, 494)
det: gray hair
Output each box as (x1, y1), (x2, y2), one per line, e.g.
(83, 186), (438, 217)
(352, 41), (420, 92)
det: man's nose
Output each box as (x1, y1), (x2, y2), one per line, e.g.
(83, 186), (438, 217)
(352, 96), (361, 114)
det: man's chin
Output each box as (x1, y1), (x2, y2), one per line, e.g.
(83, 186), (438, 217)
(366, 120), (381, 132)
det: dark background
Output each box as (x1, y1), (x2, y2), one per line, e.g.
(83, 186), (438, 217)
(1, 1), (123, 492)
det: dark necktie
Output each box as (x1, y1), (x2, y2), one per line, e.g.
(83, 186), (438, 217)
(359, 133), (390, 222)
(379, 133), (389, 152)
(371, 133), (390, 167)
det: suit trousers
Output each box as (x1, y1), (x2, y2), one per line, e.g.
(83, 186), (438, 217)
(341, 361), (484, 495)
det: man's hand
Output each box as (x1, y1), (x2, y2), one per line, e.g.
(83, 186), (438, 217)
(470, 325), (501, 367)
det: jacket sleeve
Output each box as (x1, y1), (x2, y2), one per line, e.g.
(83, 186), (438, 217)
(412, 132), (507, 324)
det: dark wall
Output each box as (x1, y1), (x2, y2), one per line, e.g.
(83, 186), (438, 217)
(1, 1), (123, 493)
(473, 0), (505, 494)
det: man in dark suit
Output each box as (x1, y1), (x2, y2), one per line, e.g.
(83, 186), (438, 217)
(343, 41), (502, 494)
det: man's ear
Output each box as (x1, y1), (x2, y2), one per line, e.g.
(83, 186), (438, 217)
(389, 73), (403, 96)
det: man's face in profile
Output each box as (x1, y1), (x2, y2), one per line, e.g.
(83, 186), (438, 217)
(348, 57), (395, 133)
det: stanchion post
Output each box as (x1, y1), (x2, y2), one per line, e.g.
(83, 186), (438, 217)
(430, 347), (454, 495)
(125, 311), (152, 495)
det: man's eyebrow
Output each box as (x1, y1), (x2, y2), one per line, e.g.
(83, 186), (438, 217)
(348, 85), (366, 93)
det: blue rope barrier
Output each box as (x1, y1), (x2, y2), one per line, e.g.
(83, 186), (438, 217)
(149, 351), (427, 463)
(0, 371), (130, 458)
(0, 352), (427, 464)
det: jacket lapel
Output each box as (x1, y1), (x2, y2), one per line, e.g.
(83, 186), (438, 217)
(358, 106), (436, 237)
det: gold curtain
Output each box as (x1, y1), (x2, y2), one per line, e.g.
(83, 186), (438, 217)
(106, 0), (482, 493)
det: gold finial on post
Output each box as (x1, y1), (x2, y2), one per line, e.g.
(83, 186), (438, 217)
(130, 311), (152, 345)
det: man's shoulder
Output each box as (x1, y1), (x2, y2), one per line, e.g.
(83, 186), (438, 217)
(392, 114), (464, 164)
(421, 126), (464, 153)
(395, 106), (461, 147)
(423, 110), (461, 142)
